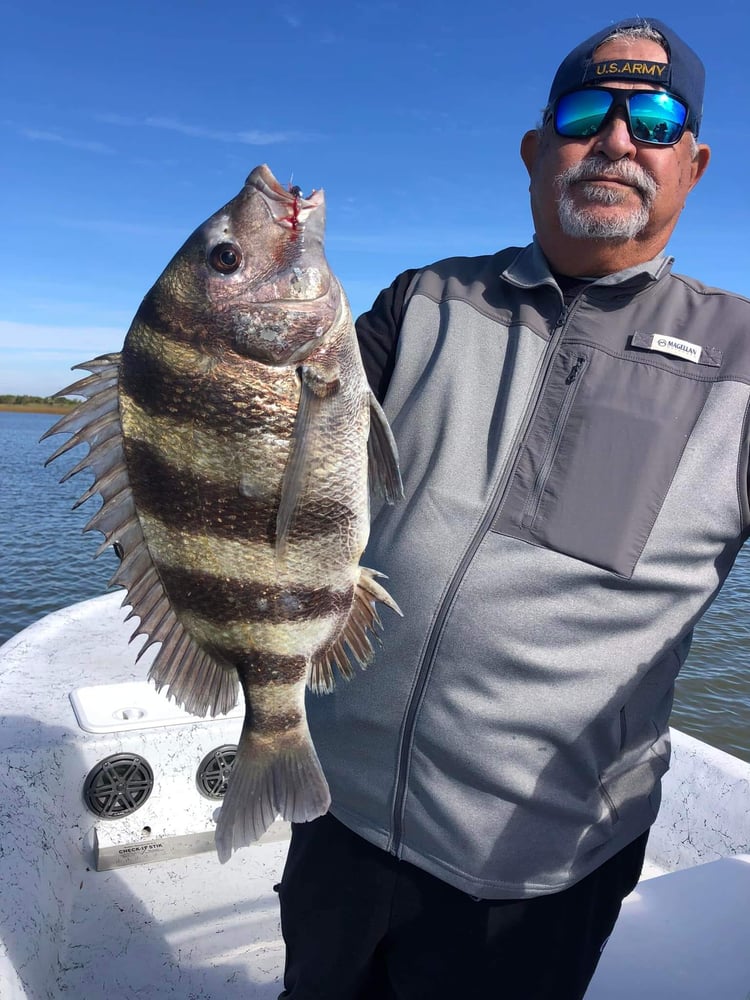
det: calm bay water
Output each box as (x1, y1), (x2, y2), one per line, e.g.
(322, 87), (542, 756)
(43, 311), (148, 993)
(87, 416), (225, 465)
(2, 410), (749, 762)
(1, 410), (120, 643)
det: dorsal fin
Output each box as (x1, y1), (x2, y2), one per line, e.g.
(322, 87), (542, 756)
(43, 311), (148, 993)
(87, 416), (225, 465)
(43, 355), (238, 718)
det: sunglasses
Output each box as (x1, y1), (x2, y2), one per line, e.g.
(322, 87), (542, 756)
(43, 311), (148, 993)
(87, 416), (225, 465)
(551, 87), (691, 146)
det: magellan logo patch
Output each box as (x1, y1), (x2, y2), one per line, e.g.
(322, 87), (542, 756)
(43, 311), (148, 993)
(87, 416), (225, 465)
(630, 330), (722, 368)
(649, 334), (702, 362)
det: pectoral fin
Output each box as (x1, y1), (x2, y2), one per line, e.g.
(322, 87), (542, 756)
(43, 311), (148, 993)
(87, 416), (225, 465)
(276, 365), (340, 558)
(367, 392), (403, 503)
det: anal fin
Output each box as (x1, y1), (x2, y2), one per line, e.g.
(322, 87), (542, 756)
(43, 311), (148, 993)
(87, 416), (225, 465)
(309, 565), (402, 693)
(146, 626), (239, 718)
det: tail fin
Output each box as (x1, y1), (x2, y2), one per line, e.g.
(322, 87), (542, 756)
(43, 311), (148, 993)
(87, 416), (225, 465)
(214, 720), (330, 863)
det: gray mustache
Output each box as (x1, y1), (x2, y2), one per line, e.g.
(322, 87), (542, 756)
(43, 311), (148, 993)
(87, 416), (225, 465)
(557, 159), (657, 200)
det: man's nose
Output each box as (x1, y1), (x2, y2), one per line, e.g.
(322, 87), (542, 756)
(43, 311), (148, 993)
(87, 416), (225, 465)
(592, 110), (637, 159)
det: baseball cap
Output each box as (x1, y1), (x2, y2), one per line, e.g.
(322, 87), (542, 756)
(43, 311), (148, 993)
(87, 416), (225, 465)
(547, 17), (705, 136)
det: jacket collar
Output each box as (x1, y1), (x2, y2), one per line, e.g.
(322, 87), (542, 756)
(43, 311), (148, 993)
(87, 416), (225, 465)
(500, 238), (674, 293)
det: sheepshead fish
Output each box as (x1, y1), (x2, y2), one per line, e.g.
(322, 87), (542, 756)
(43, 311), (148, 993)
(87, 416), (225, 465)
(44, 164), (403, 862)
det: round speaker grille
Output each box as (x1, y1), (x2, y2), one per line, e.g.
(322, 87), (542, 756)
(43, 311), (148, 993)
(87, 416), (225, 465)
(196, 745), (238, 799)
(83, 754), (154, 818)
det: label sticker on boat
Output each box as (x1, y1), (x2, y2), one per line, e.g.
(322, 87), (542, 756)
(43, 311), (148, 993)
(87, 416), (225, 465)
(93, 829), (216, 870)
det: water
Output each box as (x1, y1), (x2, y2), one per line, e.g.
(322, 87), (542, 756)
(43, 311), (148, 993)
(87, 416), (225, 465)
(1, 411), (119, 644)
(2, 411), (750, 763)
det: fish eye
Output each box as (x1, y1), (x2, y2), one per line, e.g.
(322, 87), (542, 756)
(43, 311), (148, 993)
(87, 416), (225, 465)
(209, 243), (242, 274)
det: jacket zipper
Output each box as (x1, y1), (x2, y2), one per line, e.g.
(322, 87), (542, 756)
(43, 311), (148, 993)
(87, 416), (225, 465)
(387, 294), (585, 855)
(520, 355), (588, 529)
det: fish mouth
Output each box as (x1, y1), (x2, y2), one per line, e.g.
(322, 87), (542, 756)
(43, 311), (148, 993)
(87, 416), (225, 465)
(248, 163), (322, 205)
(246, 164), (325, 233)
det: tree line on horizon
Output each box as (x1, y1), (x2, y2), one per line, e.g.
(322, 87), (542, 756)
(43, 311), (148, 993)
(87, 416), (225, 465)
(0, 394), (76, 407)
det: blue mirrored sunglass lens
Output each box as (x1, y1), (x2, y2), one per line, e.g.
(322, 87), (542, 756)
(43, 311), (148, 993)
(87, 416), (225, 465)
(628, 92), (686, 143)
(555, 91), (613, 137)
(554, 89), (689, 144)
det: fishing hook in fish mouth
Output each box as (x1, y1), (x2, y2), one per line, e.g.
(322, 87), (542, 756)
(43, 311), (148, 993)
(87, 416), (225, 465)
(279, 190), (304, 235)
(249, 165), (324, 236)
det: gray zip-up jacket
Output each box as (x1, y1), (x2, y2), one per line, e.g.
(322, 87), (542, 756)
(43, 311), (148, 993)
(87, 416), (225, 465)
(307, 240), (750, 899)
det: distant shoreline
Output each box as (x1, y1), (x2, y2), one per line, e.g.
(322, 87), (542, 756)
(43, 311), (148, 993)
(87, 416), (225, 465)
(0, 403), (75, 415)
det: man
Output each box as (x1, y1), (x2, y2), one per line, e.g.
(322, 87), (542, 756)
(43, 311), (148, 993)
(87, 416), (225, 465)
(277, 17), (745, 999)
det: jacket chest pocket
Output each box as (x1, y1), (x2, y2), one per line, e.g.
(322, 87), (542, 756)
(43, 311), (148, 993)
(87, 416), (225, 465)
(492, 345), (712, 578)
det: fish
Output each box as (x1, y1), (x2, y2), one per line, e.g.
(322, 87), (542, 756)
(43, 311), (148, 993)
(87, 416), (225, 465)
(43, 164), (403, 862)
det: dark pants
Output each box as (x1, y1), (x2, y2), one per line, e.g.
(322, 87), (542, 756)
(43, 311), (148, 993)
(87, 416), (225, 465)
(277, 813), (648, 1000)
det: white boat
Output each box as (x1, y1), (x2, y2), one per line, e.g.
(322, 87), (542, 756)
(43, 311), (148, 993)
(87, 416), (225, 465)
(1, 592), (749, 1000)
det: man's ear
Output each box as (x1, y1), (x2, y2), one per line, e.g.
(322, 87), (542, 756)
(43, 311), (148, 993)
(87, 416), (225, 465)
(520, 129), (539, 176)
(687, 142), (711, 193)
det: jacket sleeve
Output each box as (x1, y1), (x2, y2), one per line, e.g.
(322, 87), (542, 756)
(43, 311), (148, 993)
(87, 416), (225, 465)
(355, 269), (419, 403)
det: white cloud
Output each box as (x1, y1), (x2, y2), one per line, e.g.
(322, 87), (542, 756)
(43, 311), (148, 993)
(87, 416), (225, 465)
(50, 215), (186, 238)
(144, 116), (317, 145)
(93, 112), (139, 127)
(92, 112), (318, 145)
(20, 129), (114, 155)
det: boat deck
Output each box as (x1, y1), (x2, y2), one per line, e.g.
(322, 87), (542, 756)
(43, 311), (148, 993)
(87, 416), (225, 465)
(2, 593), (750, 999)
(587, 853), (750, 999)
(50, 841), (750, 1000)
(56, 835), (289, 999)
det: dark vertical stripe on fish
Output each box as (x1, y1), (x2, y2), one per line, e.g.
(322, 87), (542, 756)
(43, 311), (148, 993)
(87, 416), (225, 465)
(120, 335), (295, 434)
(123, 438), (357, 543)
(236, 652), (308, 688)
(234, 652), (307, 734)
(156, 564), (355, 625)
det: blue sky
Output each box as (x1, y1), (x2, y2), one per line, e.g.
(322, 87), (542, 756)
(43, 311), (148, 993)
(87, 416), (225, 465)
(2, 0), (749, 396)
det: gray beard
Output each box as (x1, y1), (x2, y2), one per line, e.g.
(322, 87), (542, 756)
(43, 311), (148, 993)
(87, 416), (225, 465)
(555, 160), (657, 240)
